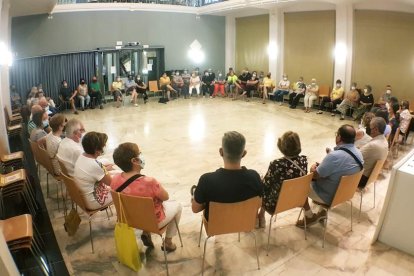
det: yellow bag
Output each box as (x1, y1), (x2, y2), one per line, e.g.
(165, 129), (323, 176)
(114, 193), (141, 271)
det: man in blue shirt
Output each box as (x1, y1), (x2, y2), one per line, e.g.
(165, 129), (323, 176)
(297, 124), (363, 228)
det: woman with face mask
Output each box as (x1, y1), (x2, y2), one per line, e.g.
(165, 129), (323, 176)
(262, 73), (275, 104)
(274, 74), (291, 105)
(352, 85), (374, 121)
(317, 79), (344, 116)
(189, 71), (201, 97)
(30, 109), (49, 148)
(111, 142), (182, 252)
(336, 82), (361, 120)
(111, 76), (125, 107)
(303, 78), (319, 113)
(77, 78), (91, 111)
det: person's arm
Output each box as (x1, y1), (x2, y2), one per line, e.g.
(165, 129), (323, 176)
(70, 89), (77, 100)
(157, 184), (169, 201)
(191, 177), (206, 213)
(192, 197), (204, 213)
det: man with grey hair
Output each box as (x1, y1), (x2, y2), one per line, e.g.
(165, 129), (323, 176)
(191, 131), (262, 219)
(358, 117), (388, 188)
(57, 118), (85, 176)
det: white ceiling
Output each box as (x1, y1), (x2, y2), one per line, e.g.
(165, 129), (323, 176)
(10, 0), (57, 17)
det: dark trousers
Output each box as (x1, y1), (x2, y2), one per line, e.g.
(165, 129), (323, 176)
(289, 92), (304, 107)
(358, 174), (368, 188)
(90, 91), (102, 106)
(202, 83), (213, 96)
(319, 97), (342, 111)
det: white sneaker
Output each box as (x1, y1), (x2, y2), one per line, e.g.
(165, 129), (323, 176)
(134, 104), (138, 107)
(279, 102), (283, 106)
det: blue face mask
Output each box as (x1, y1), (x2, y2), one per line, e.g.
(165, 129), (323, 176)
(138, 153), (145, 169)
(42, 120), (49, 128)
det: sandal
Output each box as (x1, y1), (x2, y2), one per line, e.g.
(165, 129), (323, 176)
(161, 243), (177, 253)
(141, 234), (154, 248)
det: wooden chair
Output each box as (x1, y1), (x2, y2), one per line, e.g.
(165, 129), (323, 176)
(1, 214), (49, 275)
(148, 80), (163, 97)
(266, 173), (313, 255)
(4, 107), (22, 126)
(61, 173), (113, 253)
(389, 127), (400, 159)
(110, 191), (183, 275)
(197, 196), (261, 275)
(313, 170), (364, 248)
(318, 84), (330, 106)
(0, 149), (24, 173)
(358, 159), (386, 220)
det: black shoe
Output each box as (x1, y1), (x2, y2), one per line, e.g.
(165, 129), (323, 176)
(82, 107), (85, 111)
(100, 105), (103, 109)
(141, 234), (154, 248)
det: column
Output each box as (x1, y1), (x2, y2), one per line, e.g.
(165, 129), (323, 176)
(333, 2), (354, 91)
(225, 15), (235, 71)
(268, 8), (283, 78)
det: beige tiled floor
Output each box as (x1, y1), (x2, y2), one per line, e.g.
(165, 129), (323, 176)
(41, 97), (414, 275)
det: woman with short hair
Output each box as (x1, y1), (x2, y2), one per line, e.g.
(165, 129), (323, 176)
(257, 131), (308, 228)
(45, 114), (66, 175)
(30, 109), (48, 148)
(74, 132), (113, 209)
(111, 142), (182, 252)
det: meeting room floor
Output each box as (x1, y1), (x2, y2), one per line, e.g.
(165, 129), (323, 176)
(41, 96), (414, 275)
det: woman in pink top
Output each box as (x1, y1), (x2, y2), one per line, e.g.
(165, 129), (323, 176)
(111, 142), (182, 252)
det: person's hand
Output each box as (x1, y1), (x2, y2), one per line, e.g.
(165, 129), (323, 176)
(310, 162), (319, 172)
(105, 164), (114, 171)
(326, 147), (332, 154)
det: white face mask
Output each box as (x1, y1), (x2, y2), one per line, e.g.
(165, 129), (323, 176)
(219, 73), (222, 77)
(351, 86), (356, 90)
(364, 88), (368, 93)
(283, 77), (287, 81)
(312, 82), (316, 86)
(386, 89), (391, 94)
(336, 84), (341, 88)
(176, 72), (179, 76)
(138, 153), (145, 169)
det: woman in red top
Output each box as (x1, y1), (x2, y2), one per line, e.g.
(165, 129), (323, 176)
(111, 142), (182, 252)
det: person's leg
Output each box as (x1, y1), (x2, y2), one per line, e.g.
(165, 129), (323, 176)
(131, 90), (138, 106)
(304, 94), (309, 111)
(195, 84), (200, 96)
(70, 98), (78, 114)
(158, 201), (182, 250)
(263, 86), (268, 103)
(309, 95), (317, 111)
(78, 95), (85, 110)
(143, 91), (148, 103)
(219, 84), (225, 96)
(332, 98), (342, 110)
(213, 83), (219, 97)
(318, 97), (328, 113)
(85, 94), (91, 108)
(358, 174), (369, 189)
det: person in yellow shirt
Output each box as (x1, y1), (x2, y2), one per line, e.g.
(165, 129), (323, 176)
(111, 76), (124, 108)
(262, 72), (275, 104)
(160, 72), (177, 100)
(317, 79), (344, 116)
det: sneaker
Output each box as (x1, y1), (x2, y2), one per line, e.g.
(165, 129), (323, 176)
(331, 113), (335, 116)
(141, 234), (154, 248)
(134, 103), (138, 107)
(316, 111), (323, 114)
(74, 110), (79, 115)
(317, 209), (327, 220)
(296, 214), (320, 228)
(210, 96), (212, 99)
(81, 107), (85, 111)
(161, 243), (177, 253)
(340, 115), (345, 120)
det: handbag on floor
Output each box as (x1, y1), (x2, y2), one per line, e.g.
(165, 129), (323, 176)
(64, 208), (81, 236)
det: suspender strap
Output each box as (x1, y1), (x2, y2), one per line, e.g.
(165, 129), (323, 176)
(338, 148), (363, 171)
(116, 174), (143, 192)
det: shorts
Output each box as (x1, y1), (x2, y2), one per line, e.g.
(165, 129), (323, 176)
(308, 183), (327, 204)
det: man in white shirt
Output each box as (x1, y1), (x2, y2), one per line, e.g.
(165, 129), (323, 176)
(358, 117), (389, 188)
(57, 118), (85, 176)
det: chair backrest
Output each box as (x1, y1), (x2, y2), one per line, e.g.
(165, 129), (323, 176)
(275, 173), (313, 214)
(28, 139), (42, 165)
(318, 84), (330, 98)
(207, 196), (261, 236)
(37, 145), (55, 175)
(57, 159), (69, 176)
(3, 107), (11, 125)
(148, 80), (160, 92)
(366, 159), (386, 187)
(110, 191), (160, 234)
(331, 170), (364, 207)
(390, 127), (400, 149)
(60, 173), (88, 211)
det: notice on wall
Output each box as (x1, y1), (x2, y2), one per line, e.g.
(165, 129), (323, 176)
(111, 66), (116, 74)
(147, 64), (153, 71)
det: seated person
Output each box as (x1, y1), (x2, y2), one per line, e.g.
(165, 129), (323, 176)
(336, 82), (360, 120)
(189, 72), (201, 97)
(111, 142), (182, 252)
(236, 69), (251, 97)
(59, 80), (78, 114)
(172, 71), (184, 98)
(257, 131), (307, 228)
(376, 84), (392, 109)
(274, 74), (290, 105)
(89, 76), (104, 109)
(262, 72), (275, 104)
(289, 77), (306, 109)
(358, 117), (388, 188)
(30, 109), (49, 148)
(355, 112), (375, 148)
(160, 72), (177, 100)
(304, 78), (319, 113)
(241, 71), (259, 101)
(10, 85), (22, 109)
(201, 70), (214, 98)
(399, 100), (412, 142)
(317, 79), (344, 115)
(135, 75), (148, 105)
(191, 131), (263, 220)
(297, 125), (363, 227)
(226, 71), (239, 98)
(27, 104), (44, 135)
(181, 69), (191, 99)
(212, 72), (226, 98)
(352, 85), (374, 121)
(57, 118), (85, 176)
(46, 114), (67, 175)
(74, 132), (113, 210)
(374, 109), (391, 137)
(112, 76), (124, 106)
(39, 97), (57, 117)
(77, 79), (90, 111)
(388, 102), (400, 143)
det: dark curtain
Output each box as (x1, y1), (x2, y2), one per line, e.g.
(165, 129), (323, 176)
(10, 52), (96, 103)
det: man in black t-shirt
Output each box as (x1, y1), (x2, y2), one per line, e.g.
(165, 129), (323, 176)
(135, 75), (148, 104)
(59, 80), (78, 114)
(192, 131), (263, 220)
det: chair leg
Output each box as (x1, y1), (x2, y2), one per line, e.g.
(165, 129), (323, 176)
(198, 220), (203, 247)
(373, 181), (376, 208)
(174, 218), (183, 247)
(201, 236), (211, 276)
(29, 247), (49, 276)
(238, 232), (240, 242)
(266, 215), (274, 256)
(89, 218), (94, 253)
(162, 236), (169, 276)
(46, 172), (50, 198)
(248, 231), (260, 270)
(105, 208), (110, 220)
(350, 201), (353, 232)
(359, 190), (363, 222)
(303, 208), (307, 240)
(322, 210), (328, 248)
(56, 181), (60, 212)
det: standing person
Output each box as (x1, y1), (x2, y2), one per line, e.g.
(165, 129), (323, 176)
(77, 78), (90, 111)
(304, 78), (319, 113)
(89, 76), (104, 109)
(159, 72), (177, 100)
(172, 71), (184, 98)
(262, 72), (275, 104)
(257, 131), (307, 228)
(111, 142), (182, 251)
(181, 69), (191, 99)
(59, 80), (78, 114)
(189, 71), (201, 97)
(191, 131), (263, 220)
(317, 79), (344, 115)
(212, 72), (226, 98)
(135, 75), (148, 105)
(288, 77), (306, 109)
(274, 74), (291, 105)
